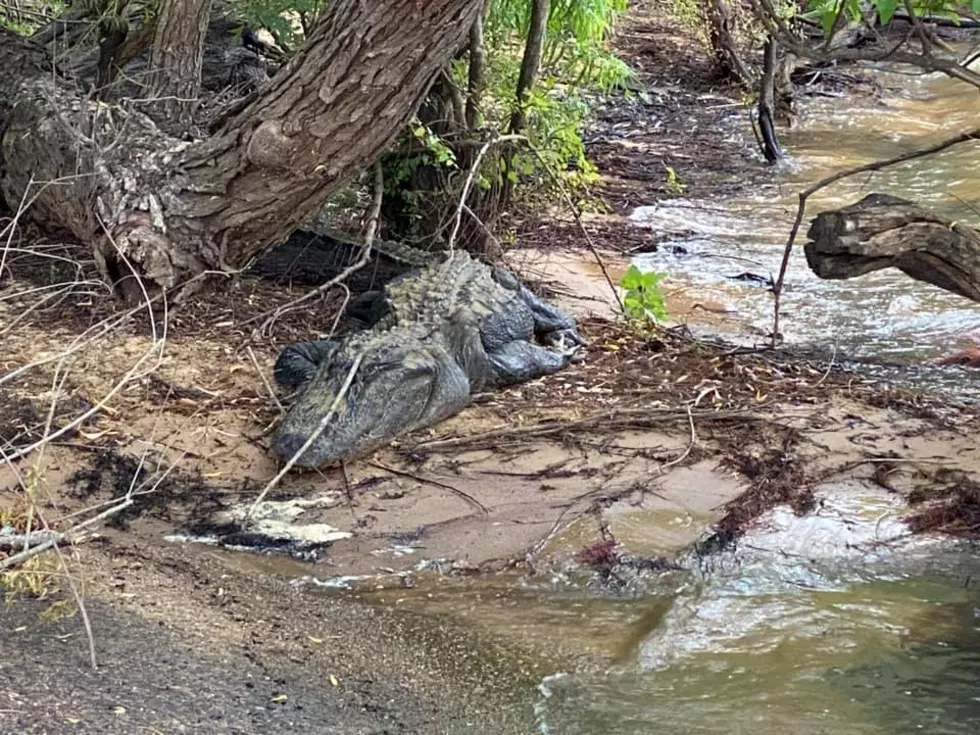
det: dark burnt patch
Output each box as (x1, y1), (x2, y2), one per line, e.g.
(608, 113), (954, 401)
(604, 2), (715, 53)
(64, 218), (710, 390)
(67, 449), (228, 529)
(0, 391), (92, 456)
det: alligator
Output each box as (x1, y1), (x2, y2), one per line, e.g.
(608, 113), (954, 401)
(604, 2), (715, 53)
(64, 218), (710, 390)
(249, 227), (440, 291)
(270, 248), (585, 467)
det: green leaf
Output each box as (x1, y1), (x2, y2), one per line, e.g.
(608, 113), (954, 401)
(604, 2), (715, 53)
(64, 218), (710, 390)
(620, 264), (644, 290)
(820, 7), (838, 36)
(875, 0), (900, 24)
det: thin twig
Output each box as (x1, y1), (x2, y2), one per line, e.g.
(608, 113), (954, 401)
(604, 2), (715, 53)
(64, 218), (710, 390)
(660, 406), (697, 471)
(256, 161), (385, 336)
(247, 346), (283, 414)
(0, 531), (65, 550)
(50, 542), (98, 670)
(407, 407), (772, 452)
(369, 461), (490, 515)
(0, 268), (223, 388)
(814, 343), (838, 387)
(0, 496), (135, 572)
(524, 143), (626, 316)
(447, 134), (526, 252)
(245, 353), (364, 523)
(2, 341), (165, 462)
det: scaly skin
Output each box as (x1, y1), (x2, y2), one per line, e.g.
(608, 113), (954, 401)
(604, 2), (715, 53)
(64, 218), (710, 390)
(272, 250), (584, 467)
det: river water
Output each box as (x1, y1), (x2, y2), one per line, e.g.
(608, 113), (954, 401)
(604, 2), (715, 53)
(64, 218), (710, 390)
(630, 68), (980, 393)
(350, 485), (979, 734)
(512, 70), (980, 732)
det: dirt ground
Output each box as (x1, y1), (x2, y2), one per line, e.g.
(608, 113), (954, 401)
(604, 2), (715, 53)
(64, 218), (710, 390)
(3, 1), (980, 732)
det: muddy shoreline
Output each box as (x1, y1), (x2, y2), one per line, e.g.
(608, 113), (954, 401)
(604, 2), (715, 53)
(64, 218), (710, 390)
(3, 2), (980, 732)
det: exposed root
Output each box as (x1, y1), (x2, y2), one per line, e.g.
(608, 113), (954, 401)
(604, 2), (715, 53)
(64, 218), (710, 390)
(906, 477), (980, 537)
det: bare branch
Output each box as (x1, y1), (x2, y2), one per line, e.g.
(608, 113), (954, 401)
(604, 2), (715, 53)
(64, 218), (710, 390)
(255, 162), (385, 337)
(245, 352), (365, 522)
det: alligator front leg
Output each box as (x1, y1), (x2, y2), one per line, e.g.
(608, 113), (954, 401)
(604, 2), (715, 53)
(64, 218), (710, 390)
(516, 284), (585, 351)
(489, 266), (585, 350)
(487, 339), (571, 386)
(273, 340), (340, 389)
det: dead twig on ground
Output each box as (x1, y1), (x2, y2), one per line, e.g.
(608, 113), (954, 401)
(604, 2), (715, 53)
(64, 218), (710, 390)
(0, 530), (65, 550)
(661, 405), (697, 471)
(405, 407), (775, 453)
(369, 461), (490, 516)
(247, 346), (283, 414)
(0, 492), (135, 572)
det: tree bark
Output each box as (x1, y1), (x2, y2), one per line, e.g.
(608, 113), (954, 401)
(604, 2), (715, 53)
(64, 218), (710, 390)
(705, 0), (752, 87)
(0, 0), (484, 295)
(509, 0), (549, 134)
(757, 35), (782, 163)
(466, 12), (486, 131)
(805, 193), (980, 303)
(149, 0), (213, 128)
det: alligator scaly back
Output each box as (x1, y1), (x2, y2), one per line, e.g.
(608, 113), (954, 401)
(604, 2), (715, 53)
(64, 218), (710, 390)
(271, 250), (584, 467)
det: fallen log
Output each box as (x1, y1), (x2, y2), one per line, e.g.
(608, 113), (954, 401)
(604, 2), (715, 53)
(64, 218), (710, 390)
(804, 193), (980, 303)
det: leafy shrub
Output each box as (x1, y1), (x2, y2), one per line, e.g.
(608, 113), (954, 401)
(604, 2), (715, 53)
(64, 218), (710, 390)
(620, 265), (668, 323)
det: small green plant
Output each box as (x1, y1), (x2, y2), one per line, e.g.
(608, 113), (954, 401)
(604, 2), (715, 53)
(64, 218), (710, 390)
(620, 265), (668, 323)
(1, 469), (76, 622)
(663, 165), (685, 195)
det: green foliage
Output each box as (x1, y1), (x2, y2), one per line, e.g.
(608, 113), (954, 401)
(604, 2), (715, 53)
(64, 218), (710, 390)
(234, 0), (328, 46)
(411, 122), (457, 167)
(0, 16), (34, 35)
(489, 0), (633, 91)
(474, 50), (599, 197)
(663, 165), (685, 195)
(667, 0), (703, 29)
(804, 0), (980, 34)
(620, 265), (668, 323)
(477, 0), (631, 205)
(0, 0), (65, 35)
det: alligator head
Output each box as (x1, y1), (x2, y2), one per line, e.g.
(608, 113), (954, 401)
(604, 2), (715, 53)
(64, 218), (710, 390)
(271, 336), (472, 467)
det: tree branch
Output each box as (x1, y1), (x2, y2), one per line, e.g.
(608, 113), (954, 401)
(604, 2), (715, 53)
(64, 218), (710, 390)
(770, 127), (980, 344)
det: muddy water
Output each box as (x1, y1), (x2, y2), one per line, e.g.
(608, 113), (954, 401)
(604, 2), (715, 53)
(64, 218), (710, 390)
(629, 69), (980, 393)
(348, 487), (980, 734)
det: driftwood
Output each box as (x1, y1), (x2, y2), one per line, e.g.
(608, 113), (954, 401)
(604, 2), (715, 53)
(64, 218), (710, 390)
(804, 193), (980, 303)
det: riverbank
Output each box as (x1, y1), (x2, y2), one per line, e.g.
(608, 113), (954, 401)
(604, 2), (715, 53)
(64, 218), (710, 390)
(3, 2), (980, 732)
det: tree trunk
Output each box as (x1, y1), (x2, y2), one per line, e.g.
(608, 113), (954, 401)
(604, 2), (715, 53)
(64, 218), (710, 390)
(466, 13), (486, 131)
(705, 0), (752, 87)
(149, 0), (213, 128)
(756, 35), (782, 163)
(509, 0), (549, 134)
(0, 0), (484, 296)
(805, 193), (980, 303)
